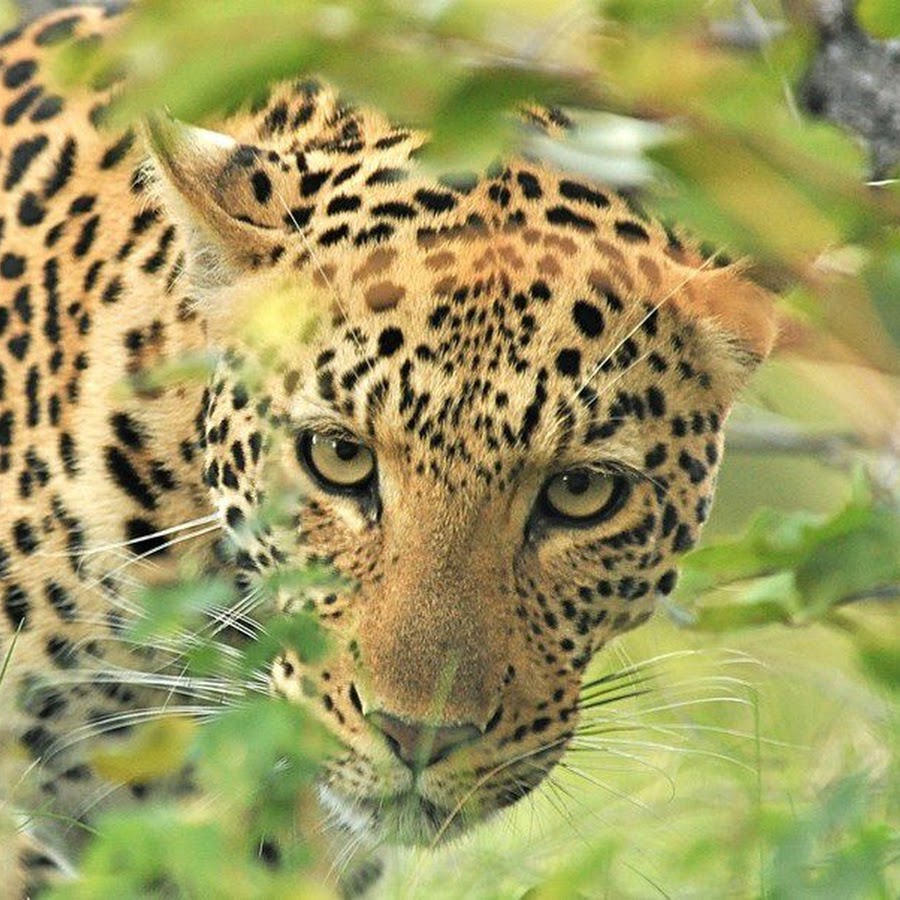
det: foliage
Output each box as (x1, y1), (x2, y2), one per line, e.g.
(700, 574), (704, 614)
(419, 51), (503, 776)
(51, 699), (337, 899)
(671, 476), (900, 690)
(25, 0), (900, 896)
(858, 0), (900, 38)
(49, 563), (339, 899)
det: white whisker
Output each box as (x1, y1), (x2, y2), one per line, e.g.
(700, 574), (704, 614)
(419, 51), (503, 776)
(570, 735), (754, 773)
(33, 514), (220, 561)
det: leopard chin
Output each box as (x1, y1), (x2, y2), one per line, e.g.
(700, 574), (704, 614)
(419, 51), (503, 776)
(318, 740), (566, 848)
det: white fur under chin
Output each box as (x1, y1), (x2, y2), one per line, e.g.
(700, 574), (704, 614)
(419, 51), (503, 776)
(316, 781), (463, 848)
(317, 782), (378, 840)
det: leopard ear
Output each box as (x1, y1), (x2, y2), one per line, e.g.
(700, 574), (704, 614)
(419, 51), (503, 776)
(145, 113), (285, 295)
(672, 264), (779, 384)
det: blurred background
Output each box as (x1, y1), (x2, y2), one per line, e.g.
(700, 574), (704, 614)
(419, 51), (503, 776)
(6, 0), (896, 896)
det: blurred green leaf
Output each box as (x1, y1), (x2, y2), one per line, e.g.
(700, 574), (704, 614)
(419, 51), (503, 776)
(0, 1), (14, 32)
(858, 0), (900, 37)
(424, 67), (580, 167)
(524, 837), (617, 898)
(686, 573), (798, 631)
(91, 717), (197, 784)
(864, 232), (900, 349)
(795, 504), (900, 612)
(131, 574), (235, 640)
(676, 490), (900, 628)
(764, 775), (899, 898)
(56, 0), (589, 168)
(857, 634), (900, 692)
(194, 697), (337, 863)
(605, 0), (712, 31)
(50, 810), (230, 898)
(239, 610), (331, 677)
(650, 127), (879, 263)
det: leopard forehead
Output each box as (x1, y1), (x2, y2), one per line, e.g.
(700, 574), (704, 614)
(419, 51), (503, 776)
(247, 264), (715, 486)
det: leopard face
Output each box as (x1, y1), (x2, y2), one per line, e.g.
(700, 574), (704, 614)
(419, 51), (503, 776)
(0, 7), (776, 879)
(157, 123), (776, 844)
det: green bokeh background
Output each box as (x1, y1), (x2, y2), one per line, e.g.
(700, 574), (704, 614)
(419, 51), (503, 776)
(4, 0), (893, 896)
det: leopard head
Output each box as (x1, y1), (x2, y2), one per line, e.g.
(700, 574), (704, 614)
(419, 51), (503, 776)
(148, 103), (776, 846)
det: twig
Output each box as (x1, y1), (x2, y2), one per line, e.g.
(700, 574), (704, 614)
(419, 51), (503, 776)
(726, 421), (863, 465)
(837, 584), (900, 606)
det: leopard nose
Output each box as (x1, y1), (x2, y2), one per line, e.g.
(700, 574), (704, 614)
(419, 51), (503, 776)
(366, 709), (481, 769)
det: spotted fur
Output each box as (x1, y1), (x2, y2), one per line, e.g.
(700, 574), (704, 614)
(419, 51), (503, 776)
(0, 7), (777, 893)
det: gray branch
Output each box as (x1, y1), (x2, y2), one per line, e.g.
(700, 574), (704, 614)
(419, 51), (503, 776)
(726, 421), (864, 463)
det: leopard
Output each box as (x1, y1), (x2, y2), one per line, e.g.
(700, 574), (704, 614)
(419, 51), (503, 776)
(0, 6), (777, 895)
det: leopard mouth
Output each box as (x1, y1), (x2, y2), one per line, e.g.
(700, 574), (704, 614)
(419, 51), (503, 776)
(317, 741), (566, 847)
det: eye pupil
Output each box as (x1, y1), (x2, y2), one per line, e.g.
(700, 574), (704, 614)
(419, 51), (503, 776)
(563, 472), (591, 495)
(334, 439), (359, 461)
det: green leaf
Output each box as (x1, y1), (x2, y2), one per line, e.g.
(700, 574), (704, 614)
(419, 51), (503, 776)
(683, 573), (798, 632)
(130, 574), (235, 640)
(195, 698), (336, 836)
(795, 504), (900, 612)
(857, 639), (900, 692)
(858, 0), (900, 37)
(424, 67), (580, 167)
(864, 233), (900, 351)
(677, 493), (900, 629)
(0, 1), (14, 32)
(91, 717), (197, 784)
(239, 610), (331, 677)
(605, 0), (709, 30)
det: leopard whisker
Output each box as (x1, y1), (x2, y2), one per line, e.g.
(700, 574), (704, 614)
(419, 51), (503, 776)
(605, 694), (753, 717)
(203, 587), (268, 640)
(556, 760), (663, 812)
(33, 514), (220, 561)
(45, 705), (223, 758)
(580, 648), (764, 695)
(330, 823), (373, 889)
(429, 736), (570, 849)
(578, 681), (656, 705)
(542, 251), (725, 453)
(575, 717), (799, 750)
(275, 188), (365, 359)
(35, 668), (248, 700)
(577, 687), (655, 711)
(570, 734), (754, 773)
(69, 624), (246, 664)
(575, 694), (752, 735)
(578, 648), (711, 691)
(68, 523), (222, 607)
(541, 772), (586, 836)
(584, 348), (654, 411)
(579, 671), (758, 711)
(573, 254), (718, 404)
(101, 523), (222, 578)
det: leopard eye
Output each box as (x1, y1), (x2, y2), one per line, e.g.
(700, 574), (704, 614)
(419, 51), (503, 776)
(297, 432), (376, 492)
(540, 469), (630, 524)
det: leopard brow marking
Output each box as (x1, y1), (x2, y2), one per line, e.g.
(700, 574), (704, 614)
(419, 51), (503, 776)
(541, 252), (718, 451)
(573, 252), (718, 403)
(275, 188), (366, 358)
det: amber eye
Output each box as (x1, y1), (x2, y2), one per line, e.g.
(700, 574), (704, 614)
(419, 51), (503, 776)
(297, 432), (376, 492)
(540, 469), (630, 524)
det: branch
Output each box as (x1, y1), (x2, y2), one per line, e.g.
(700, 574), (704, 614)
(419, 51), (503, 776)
(726, 421), (863, 465)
